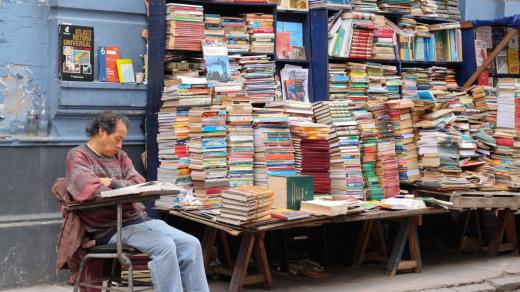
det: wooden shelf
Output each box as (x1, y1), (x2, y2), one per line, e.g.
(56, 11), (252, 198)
(277, 9), (308, 15)
(275, 58), (309, 64)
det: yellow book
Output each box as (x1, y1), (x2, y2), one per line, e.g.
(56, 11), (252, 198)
(507, 48), (519, 74)
(116, 59), (135, 83)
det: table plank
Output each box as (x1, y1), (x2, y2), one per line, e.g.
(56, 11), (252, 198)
(65, 193), (160, 211)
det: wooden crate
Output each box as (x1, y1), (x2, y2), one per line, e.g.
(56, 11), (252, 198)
(451, 191), (520, 210)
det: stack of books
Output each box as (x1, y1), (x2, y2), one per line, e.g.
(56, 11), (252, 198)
(386, 99), (421, 183)
(428, 66), (448, 91)
(204, 14), (224, 43)
(222, 17), (249, 53)
(218, 186), (274, 226)
(434, 0), (449, 18)
(227, 104), (255, 188)
(329, 63), (349, 100)
(367, 63), (387, 101)
(328, 12), (378, 59)
(265, 101), (314, 123)
(243, 13), (275, 54)
(253, 108), (296, 186)
(384, 65), (401, 100)
(416, 0), (438, 16)
(372, 19), (396, 60)
(378, 0), (412, 14)
(239, 55), (277, 103)
(347, 62), (369, 107)
(369, 101), (400, 198)
(352, 0), (379, 12)
(401, 68), (419, 100)
(214, 83), (249, 106)
(289, 122), (331, 194)
(165, 3), (204, 51)
(446, 0), (461, 21)
(188, 107), (229, 205)
(314, 101), (364, 198)
(309, 0), (351, 10)
(157, 112), (179, 184)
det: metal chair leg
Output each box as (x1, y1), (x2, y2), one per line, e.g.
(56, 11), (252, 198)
(106, 258), (117, 291)
(74, 255), (90, 292)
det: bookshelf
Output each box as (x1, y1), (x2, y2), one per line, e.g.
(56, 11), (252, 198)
(146, 0), (312, 181)
(309, 7), (464, 101)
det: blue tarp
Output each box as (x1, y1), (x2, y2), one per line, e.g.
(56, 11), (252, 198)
(472, 14), (520, 28)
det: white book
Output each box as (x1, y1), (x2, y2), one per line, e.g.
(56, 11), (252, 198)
(100, 181), (182, 198)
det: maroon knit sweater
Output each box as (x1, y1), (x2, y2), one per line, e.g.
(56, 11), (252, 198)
(66, 144), (147, 239)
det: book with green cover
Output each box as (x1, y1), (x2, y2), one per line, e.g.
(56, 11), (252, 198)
(268, 175), (314, 210)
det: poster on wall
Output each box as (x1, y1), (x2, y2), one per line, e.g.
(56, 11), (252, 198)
(58, 24), (94, 82)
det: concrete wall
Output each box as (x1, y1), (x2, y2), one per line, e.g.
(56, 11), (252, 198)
(0, 0), (148, 288)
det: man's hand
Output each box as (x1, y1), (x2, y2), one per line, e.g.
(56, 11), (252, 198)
(100, 177), (112, 187)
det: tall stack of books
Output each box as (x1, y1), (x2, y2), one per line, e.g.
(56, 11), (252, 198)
(386, 99), (421, 183)
(329, 63), (349, 100)
(204, 14), (224, 43)
(157, 112), (178, 184)
(401, 68), (419, 100)
(222, 17), (249, 53)
(253, 108), (296, 186)
(218, 186), (273, 226)
(239, 55), (277, 103)
(367, 63), (387, 101)
(351, 107), (383, 200)
(244, 13), (275, 54)
(289, 122), (332, 194)
(313, 101), (364, 198)
(369, 101), (400, 198)
(165, 3), (204, 51)
(188, 107), (229, 205)
(227, 104), (255, 188)
(349, 16), (377, 59)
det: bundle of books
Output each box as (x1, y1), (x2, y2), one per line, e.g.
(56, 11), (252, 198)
(434, 0), (449, 18)
(239, 55), (277, 103)
(157, 112), (179, 184)
(165, 3), (204, 51)
(309, 0), (351, 9)
(264, 100), (314, 123)
(243, 13), (275, 54)
(289, 122), (331, 194)
(378, 0), (412, 14)
(329, 63), (349, 100)
(218, 186), (273, 226)
(352, 0), (379, 12)
(227, 104), (255, 188)
(372, 20), (396, 60)
(446, 0), (461, 20)
(386, 99), (421, 182)
(253, 108), (296, 186)
(347, 62), (369, 107)
(369, 101), (400, 198)
(204, 14), (225, 43)
(384, 65), (402, 100)
(328, 12), (379, 59)
(188, 107), (229, 205)
(222, 17), (249, 53)
(313, 101), (364, 198)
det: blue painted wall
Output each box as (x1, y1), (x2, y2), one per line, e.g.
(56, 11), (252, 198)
(0, 0), (148, 288)
(460, 0), (520, 21)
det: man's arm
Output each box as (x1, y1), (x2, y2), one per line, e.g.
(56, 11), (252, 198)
(110, 151), (146, 189)
(66, 150), (110, 202)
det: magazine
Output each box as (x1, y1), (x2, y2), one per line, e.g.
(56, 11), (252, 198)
(202, 41), (232, 82)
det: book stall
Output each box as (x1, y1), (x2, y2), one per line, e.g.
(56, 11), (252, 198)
(144, 0), (520, 290)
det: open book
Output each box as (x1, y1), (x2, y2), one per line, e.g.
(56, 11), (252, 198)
(100, 181), (183, 198)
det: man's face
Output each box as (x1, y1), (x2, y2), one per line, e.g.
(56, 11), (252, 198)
(98, 120), (127, 157)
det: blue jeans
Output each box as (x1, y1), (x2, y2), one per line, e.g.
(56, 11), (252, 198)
(108, 219), (209, 292)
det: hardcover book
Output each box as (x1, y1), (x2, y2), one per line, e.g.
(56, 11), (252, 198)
(58, 24), (94, 82)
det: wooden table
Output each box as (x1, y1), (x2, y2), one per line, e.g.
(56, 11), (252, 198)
(165, 207), (449, 292)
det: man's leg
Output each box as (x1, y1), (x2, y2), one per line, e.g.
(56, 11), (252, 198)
(108, 222), (183, 292)
(139, 219), (210, 292)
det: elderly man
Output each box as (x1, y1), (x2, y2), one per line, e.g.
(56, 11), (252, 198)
(66, 111), (209, 292)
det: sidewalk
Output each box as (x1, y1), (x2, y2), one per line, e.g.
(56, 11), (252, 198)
(3, 249), (520, 292)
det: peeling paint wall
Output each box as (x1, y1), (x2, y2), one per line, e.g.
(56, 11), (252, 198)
(0, 0), (147, 289)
